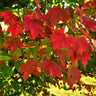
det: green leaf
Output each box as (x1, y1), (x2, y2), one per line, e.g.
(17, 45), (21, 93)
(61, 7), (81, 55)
(15, 60), (24, 71)
(69, 0), (77, 2)
(30, 47), (39, 56)
(0, 50), (11, 60)
(0, 65), (12, 79)
(42, 37), (49, 43)
(11, 81), (20, 92)
(65, 0), (77, 3)
(12, 48), (22, 60)
(49, 74), (54, 83)
(25, 47), (39, 57)
(45, 47), (52, 54)
(5, 85), (11, 89)
(42, 37), (52, 46)
(13, 48), (22, 56)
(0, 35), (5, 48)
(27, 41), (37, 46)
(0, 81), (8, 89)
(40, 71), (47, 82)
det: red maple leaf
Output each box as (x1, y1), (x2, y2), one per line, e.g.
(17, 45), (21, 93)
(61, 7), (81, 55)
(82, 1), (92, 10)
(70, 48), (90, 67)
(56, 49), (70, 72)
(43, 59), (62, 78)
(60, 7), (72, 23)
(93, 0), (96, 8)
(80, 28), (92, 40)
(44, 24), (53, 37)
(47, 6), (71, 27)
(83, 16), (96, 32)
(70, 28), (78, 33)
(1, 10), (17, 24)
(50, 28), (72, 50)
(76, 6), (84, 22)
(71, 37), (89, 55)
(76, 6), (96, 32)
(63, 75), (75, 89)
(67, 78), (75, 89)
(79, 51), (91, 67)
(24, 12), (44, 40)
(37, 6), (47, 21)
(72, 37), (84, 55)
(35, 0), (40, 5)
(19, 59), (42, 82)
(7, 23), (23, 39)
(4, 37), (22, 53)
(68, 66), (81, 82)
(47, 6), (62, 27)
(70, 48), (77, 64)
(79, 37), (89, 51)
(70, 36), (89, 64)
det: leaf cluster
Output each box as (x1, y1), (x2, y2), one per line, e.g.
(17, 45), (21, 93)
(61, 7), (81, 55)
(0, 0), (96, 96)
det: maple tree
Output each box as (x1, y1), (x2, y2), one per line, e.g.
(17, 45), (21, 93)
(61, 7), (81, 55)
(0, 0), (96, 95)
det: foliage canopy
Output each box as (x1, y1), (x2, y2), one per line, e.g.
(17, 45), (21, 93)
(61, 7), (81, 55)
(0, 0), (96, 95)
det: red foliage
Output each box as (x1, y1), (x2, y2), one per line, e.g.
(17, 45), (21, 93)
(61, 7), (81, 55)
(56, 49), (70, 72)
(7, 23), (23, 39)
(19, 59), (42, 82)
(76, 6), (96, 32)
(71, 37), (89, 55)
(76, 6), (84, 22)
(43, 59), (62, 79)
(67, 78), (75, 89)
(63, 66), (81, 88)
(70, 36), (90, 66)
(4, 37), (22, 53)
(79, 51), (91, 67)
(47, 6), (62, 26)
(50, 28), (72, 50)
(93, 0), (96, 8)
(80, 28), (92, 40)
(35, 0), (40, 5)
(60, 7), (72, 23)
(47, 6), (71, 26)
(0, 1), (95, 88)
(24, 12), (44, 40)
(83, 16), (96, 32)
(82, 1), (92, 10)
(1, 10), (17, 24)
(44, 24), (53, 37)
(68, 66), (81, 82)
